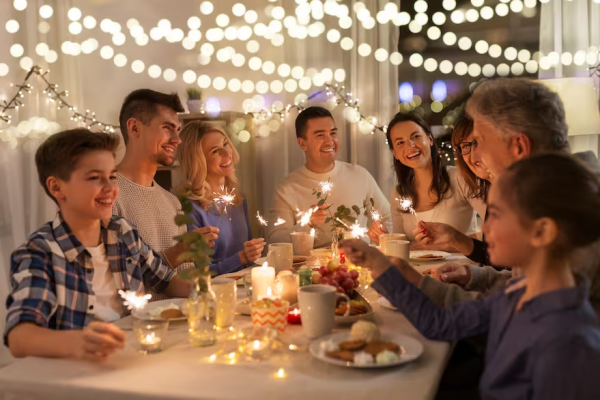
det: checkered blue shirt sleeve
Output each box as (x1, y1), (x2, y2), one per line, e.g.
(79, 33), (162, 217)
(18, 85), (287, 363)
(5, 239), (58, 343)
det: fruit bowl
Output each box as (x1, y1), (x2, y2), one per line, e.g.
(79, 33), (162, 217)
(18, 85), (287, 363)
(312, 259), (361, 296)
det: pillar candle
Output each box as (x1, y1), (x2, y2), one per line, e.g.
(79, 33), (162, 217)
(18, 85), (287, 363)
(251, 262), (275, 302)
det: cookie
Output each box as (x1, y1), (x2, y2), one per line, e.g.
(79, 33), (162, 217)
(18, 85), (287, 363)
(364, 341), (400, 356)
(326, 350), (355, 362)
(339, 339), (366, 351)
(160, 309), (184, 319)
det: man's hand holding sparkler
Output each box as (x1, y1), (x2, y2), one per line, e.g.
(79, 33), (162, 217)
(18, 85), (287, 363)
(309, 203), (329, 228)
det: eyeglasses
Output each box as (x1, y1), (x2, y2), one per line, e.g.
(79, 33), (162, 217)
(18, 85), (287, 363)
(454, 140), (477, 156)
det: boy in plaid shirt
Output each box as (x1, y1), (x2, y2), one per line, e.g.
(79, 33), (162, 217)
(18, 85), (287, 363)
(5, 129), (191, 361)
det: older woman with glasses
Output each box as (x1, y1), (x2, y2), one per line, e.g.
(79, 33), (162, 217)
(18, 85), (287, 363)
(368, 112), (484, 245)
(413, 116), (494, 265)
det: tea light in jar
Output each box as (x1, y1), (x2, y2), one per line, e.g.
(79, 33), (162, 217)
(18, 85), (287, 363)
(139, 332), (162, 352)
(287, 308), (301, 324)
(245, 339), (270, 359)
(251, 262), (275, 302)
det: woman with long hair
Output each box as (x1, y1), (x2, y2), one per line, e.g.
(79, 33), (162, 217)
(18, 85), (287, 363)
(176, 121), (265, 275)
(368, 112), (483, 243)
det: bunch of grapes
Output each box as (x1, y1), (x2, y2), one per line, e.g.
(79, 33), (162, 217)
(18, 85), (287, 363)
(317, 263), (360, 296)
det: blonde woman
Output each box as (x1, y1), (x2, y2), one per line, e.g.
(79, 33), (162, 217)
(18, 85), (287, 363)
(176, 121), (265, 274)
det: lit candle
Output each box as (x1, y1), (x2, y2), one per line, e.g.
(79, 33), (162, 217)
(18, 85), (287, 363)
(245, 339), (270, 360)
(287, 308), (301, 325)
(139, 332), (162, 352)
(251, 262), (275, 302)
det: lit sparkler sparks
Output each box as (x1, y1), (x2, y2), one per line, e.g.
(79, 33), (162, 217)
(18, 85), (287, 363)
(256, 211), (268, 226)
(335, 218), (367, 238)
(319, 181), (333, 195)
(118, 290), (152, 310)
(213, 186), (236, 214)
(274, 218), (286, 226)
(396, 197), (419, 220)
(370, 209), (381, 222)
(297, 206), (319, 227)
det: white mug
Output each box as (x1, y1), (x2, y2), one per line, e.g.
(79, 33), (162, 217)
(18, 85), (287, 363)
(211, 278), (237, 329)
(290, 232), (314, 256)
(379, 233), (408, 253)
(267, 243), (293, 273)
(385, 240), (410, 261)
(298, 285), (350, 339)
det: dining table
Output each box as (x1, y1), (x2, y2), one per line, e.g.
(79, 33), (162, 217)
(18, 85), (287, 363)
(0, 254), (469, 400)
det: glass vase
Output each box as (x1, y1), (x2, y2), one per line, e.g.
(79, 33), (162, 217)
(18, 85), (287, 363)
(188, 276), (217, 347)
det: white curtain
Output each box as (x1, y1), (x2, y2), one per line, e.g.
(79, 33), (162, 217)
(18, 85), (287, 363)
(0, 0), (80, 365)
(539, 0), (600, 155)
(256, 0), (398, 216)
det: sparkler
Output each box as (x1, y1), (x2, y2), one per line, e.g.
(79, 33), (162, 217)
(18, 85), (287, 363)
(396, 197), (419, 221)
(335, 218), (367, 238)
(370, 209), (381, 222)
(274, 218), (286, 226)
(297, 206), (319, 227)
(319, 181), (333, 195)
(118, 290), (152, 311)
(213, 186), (236, 220)
(256, 211), (268, 226)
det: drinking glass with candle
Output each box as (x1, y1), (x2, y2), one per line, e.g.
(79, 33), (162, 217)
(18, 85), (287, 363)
(379, 233), (408, 253)
(132, 318), (169, 354)
(287, 307), (302, 324)
(237, 327), (275, 361)
(212, 277), (237, 330)
(266, 243), (293, 272)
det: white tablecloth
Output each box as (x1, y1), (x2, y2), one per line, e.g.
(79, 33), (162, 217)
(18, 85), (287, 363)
(0, 256), (466, 400)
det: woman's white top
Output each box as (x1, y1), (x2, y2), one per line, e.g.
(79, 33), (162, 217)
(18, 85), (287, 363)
(391, 166), (486, 241)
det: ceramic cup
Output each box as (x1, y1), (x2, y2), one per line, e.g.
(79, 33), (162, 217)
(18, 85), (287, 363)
(267, 243), (294, 273)
(290, 232), (314, 256)
(379, 233), (408, 253)
(298, 284), (350, 339)
(384, 240), (411, 262)
(211, 277), (237, 329)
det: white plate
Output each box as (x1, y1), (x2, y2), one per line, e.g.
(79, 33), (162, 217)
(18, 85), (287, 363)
(131, 298), (188, 321)
(409, 251), (451, 262)
(309, 332), (423, 369)
(377, 297), (397, 311)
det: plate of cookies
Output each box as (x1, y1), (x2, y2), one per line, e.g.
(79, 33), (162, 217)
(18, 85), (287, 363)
(334, 292), (375, 324)
(409, 251), (451, 262)
(131, 299), (188, 321)
(310, 321), (423, 369)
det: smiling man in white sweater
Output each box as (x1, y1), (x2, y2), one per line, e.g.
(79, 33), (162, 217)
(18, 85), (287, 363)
(267, 106), (391, 248)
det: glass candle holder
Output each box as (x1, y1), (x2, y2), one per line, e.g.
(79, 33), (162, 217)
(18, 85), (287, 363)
(132, 318), (169, 354)
(237, 326), (277, 361)
(286, 307), (302, 325)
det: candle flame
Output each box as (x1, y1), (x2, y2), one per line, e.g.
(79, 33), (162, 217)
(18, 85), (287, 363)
(213, 186), (236, 214)
(261, 261), (269, 269)
(310, 228), (315, 236)
(293, 309), (300, 316)
(319, 181), (333, 194)
(209, 354), (217, 362)
(118, 290), (151, 310)
(277, 368), (285, 378)
(256, 211), (268, 226)
(253, 340), (261, 350)
(274, 217), (286, 226)
(266, 286), (273, 297)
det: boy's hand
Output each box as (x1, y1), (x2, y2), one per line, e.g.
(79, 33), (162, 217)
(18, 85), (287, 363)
(74, 322), (125, 362)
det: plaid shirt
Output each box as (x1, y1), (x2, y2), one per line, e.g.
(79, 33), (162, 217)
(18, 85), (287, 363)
(4, 213), (175, 345)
